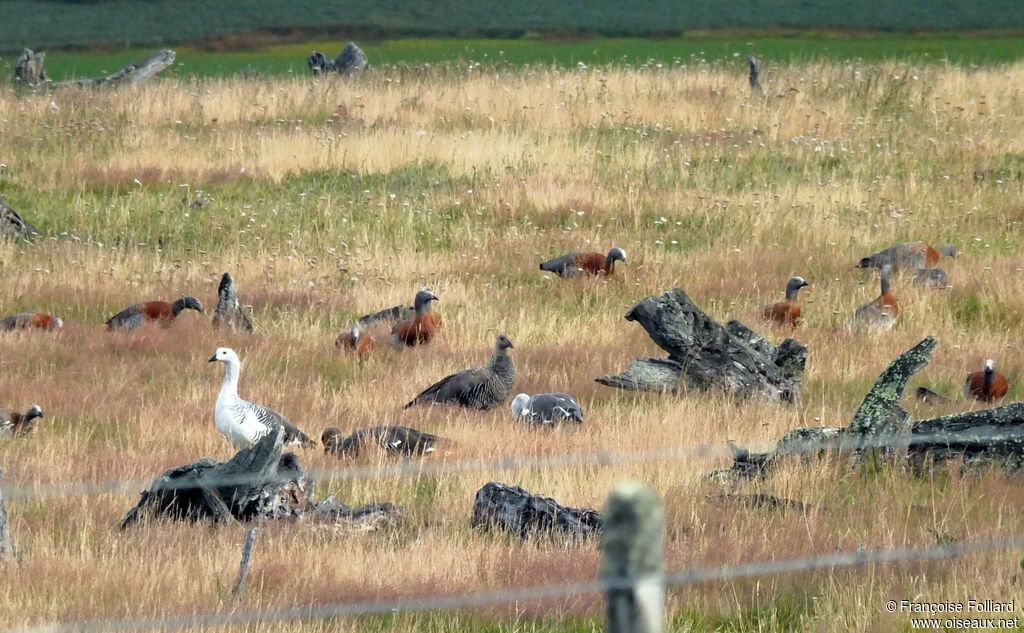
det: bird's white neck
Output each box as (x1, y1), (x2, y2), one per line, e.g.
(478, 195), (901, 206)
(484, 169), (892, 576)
(220, 359), (240, 399)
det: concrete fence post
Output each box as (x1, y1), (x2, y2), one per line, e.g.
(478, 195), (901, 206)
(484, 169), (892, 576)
(601, 481), (664, 633)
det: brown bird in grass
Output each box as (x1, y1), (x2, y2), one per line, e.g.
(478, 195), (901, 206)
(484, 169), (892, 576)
(106, 297), (203, 331)
(404, 334), (516, 410)
(539, 247), (627, 278)
(0, 404), (43, 437)
(390, 289), (441, 348)
(761, 276), (809, 327)
(849, 265), (898, 331)
(335, 323), (374, 360)
(856, 242), (958, 270)
(964, 359), (1009, 403)
(1, 311), (63, 332)
(322, 425), (444, 457)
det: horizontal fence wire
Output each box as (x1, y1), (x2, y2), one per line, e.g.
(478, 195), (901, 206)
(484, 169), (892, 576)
(2, 425), (1018, 501)
(9, 535), (1024, 633)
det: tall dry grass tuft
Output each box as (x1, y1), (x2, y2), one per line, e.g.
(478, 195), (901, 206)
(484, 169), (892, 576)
(1, 59), (1024, 631)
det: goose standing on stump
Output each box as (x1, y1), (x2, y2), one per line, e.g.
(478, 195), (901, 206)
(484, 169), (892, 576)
(761, 276), (809, 327)
(391, 289), (441, 348)
(510, 392), (583, 424)
(322, 425), (444, 456)
(209, 347), (314, 448)
(964, 359), (1009, 403)
(1, 312), (63, 331)
(404, 334), (516, 410)
(107, 297), (203, 331)
(540, 247), (627, 278)
(335, 323), (374, 360)
(0, 405), (43, 437)
(856, 242), (957, 270)
(849, 265), (898, 331)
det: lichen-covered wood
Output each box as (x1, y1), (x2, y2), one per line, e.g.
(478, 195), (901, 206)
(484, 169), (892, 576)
(212, 272), (254, 333)
(910, 402), (1024, 471)
(709, 336), (1024, 481)
(307, 42), (367, 76)
(471, 482), (602, 538)
(0, 195), (38, 241)
(596, 289), (806, 402)
(13, 49), (47, 85)
(63, 49), (176, 87)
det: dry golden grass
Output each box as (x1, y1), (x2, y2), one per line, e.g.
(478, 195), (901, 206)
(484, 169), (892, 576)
(2, 59), (1024, 631)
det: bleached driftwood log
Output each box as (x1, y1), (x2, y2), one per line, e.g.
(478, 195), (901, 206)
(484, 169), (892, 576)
(596, 289), (806, 402)
(13, 48), (174, 87)
(307, 42), (367, 76)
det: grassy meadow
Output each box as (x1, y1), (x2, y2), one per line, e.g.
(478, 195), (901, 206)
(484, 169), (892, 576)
(1, 55), (1024, 632)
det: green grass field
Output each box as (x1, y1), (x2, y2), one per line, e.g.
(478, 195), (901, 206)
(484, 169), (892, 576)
(6, 34), (1024, 81)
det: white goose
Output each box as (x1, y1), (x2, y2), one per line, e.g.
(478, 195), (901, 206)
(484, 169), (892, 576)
(209, 347), (313, 448)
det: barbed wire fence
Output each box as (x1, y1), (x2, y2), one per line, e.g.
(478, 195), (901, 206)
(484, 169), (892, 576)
(3, 428), (1024, 633)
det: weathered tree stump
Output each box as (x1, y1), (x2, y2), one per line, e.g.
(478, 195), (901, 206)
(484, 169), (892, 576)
(120, 428), (312, 528)
(0, 195), (39, 241)
(14, 49), (47, 85)
(709, 336), (1024, 481)
(471, 482), (602, 538)
(596, 289), (806, 402)
(307, 42), (367, 76)
(313, 496), (407, 531)
(212, 272), (254, 333)
(747, 54), (761, 92)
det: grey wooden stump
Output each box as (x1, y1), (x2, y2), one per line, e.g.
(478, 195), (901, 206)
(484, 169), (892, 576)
(602, 481), (663, 633)
(14, 49), (47, 85)
(0, 194), (39, 241)
(747, 55), (761, 92)
(231, 527), (258, 597)
(212, 272), (254, 333)
(0, 468), (17, 561)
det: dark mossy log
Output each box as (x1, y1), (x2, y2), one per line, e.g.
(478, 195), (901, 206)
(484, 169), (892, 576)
(471, 482), (602, 539)
(13, 49), (47, 85)
(910, 402), (1024, 471)
(307, 42), (367, 76)
(212, 272), (254, 333)
(120, 428), (313, 528)
(596, 289), (806, 402)
(848, 336), (936, 441)
(0, 195), (39, 241)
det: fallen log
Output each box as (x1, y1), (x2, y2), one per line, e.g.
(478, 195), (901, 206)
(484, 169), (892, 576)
(471, 482), (602, 539)
(212, 272), (254, 333)
(12, 48), (174, 88)
(709, 336), (1024, 481)
(308, 42), (367, 76)
(0, 195), (39, 241)
(596, 289), (806, 402)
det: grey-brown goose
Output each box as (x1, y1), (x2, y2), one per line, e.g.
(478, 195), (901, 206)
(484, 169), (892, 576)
(856, 242), (957, 270)
(107, 297), (203, 331)
(322, 425), (444, 457)
(0, 404), (43, 437)
(540, 247), (627, 278)
(403, 334), (515, 410)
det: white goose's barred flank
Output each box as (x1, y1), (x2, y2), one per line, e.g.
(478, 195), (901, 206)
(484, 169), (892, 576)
(209, 347), (313, 448)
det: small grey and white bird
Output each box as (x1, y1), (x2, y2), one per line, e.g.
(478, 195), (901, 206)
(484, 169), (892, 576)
(209, 347), (314, 449)
(509, 392), (583, 424)
(0, 404), (43, 437)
